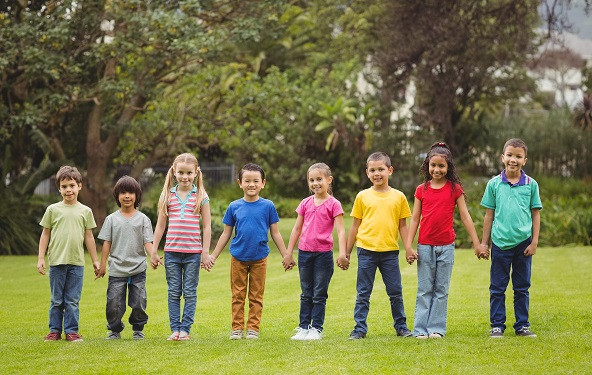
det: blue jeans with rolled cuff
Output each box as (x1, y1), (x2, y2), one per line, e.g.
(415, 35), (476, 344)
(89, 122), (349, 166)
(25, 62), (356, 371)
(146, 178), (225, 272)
(298, 250), (334, 331)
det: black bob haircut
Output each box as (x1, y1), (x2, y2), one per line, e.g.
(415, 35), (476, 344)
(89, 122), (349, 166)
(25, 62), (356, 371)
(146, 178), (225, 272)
(113, 175), (142, 208)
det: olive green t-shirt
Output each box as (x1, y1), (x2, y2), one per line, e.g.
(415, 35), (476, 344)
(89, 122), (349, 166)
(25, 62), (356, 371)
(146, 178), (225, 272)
(40, 201), (97, 266)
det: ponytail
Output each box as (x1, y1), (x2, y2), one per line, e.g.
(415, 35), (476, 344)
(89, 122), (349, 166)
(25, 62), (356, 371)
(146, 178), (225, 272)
(158, 166), (175, 216)
(193, 167), (207, 214)
(159, 153), (208, 216)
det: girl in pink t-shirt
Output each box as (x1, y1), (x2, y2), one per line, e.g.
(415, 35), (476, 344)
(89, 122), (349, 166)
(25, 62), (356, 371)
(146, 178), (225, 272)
(285, 163), (347, 340)
(404, 143), (488, 339)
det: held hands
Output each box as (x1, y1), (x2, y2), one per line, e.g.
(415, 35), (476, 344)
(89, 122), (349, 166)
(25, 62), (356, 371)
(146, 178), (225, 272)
(95, 263), (106, 279)
(475, 244), (490, 260)
(93, 260), (101, 278)
(336, 255), (349, 270)
(282, 255), (296, 271)
(150, 253), (163, 270)
(201, 253), (215, 272)
(405, 248), (418, 265)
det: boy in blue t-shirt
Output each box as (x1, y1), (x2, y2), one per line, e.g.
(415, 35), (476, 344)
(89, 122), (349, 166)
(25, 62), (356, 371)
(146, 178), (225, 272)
(208, 163), (294, 340)
(480, 138), (542, 338)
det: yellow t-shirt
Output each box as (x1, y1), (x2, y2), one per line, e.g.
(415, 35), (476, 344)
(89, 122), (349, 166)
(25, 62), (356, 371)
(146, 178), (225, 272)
(351, 187), (411, 251)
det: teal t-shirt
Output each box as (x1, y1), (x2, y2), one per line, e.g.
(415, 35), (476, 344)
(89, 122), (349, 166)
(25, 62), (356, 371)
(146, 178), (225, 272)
(480, 171), (542, 250)
(39, 201), (97, 266)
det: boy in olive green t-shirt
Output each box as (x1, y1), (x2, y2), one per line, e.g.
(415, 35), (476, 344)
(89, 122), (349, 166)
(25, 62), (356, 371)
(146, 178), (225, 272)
(37, 166), (100, 342)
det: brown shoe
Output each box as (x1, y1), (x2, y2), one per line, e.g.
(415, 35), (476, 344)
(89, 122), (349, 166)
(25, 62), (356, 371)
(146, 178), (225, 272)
(65, 332), (83, 342)
(44, 331), (61, 341)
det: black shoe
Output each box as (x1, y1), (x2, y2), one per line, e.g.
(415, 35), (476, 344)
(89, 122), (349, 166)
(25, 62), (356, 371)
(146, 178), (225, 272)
(348, 330), (366, 340)
(490, 327), (504, 338)
(516, 327), (537, 337)
(396, 328), (413, 337)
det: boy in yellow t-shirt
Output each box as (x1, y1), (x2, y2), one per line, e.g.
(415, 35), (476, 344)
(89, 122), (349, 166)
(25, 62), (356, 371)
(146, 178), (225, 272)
(346, 152), (412, 339)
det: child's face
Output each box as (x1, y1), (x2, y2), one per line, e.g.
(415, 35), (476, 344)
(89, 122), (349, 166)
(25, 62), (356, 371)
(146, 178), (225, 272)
(308, 169), (332, 196)
(118, 191), (136, 210)
(174, 162), (197, 189)
(428, 155), (448, 182)
(238, 170), (266, 200)
(501, 145), (527, 174)
(366, 160), (393, 189)
(58, 178), (81, 205)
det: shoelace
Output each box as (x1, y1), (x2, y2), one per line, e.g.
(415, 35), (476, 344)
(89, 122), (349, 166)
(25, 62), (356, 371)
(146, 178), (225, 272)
(491, 327), (502, 333)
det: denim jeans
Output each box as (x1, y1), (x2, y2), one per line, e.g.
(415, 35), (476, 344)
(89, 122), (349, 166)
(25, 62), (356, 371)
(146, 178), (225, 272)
(48, 265), (84, 334)
(490, 238), (532, 332)
(413, 243), (455, 336)
(106, 271), (148, 332)
(165, 252), (201, 334)
(298, 250), (334, 331)
(353, 248), (408, 334)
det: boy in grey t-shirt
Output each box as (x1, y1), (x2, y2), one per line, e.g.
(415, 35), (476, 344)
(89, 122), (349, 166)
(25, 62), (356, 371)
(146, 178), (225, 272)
(97, 176), (162, 340)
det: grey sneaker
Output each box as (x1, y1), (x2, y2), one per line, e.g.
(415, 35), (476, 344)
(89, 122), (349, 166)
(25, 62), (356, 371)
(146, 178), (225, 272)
(229, 330), (243, 340)
(245, 330), (259, 339)
(490, 327), (504, 338)
(348, 330), (366, 340)
(106, 331), (121, 340)
(132, 331), (145, 340)
(396, 328), (413, 337)
(516, 327), (537, 337)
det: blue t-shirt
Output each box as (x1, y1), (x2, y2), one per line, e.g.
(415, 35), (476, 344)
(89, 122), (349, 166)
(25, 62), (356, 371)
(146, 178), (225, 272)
(222, 197), (280, 261)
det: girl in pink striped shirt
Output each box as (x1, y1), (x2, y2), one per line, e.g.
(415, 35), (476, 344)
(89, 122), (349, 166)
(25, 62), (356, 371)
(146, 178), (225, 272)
(153, 153), (211, 341)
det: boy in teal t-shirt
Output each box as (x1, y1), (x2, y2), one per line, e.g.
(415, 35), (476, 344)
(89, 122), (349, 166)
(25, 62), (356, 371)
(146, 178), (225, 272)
(480, 139), (542, 338)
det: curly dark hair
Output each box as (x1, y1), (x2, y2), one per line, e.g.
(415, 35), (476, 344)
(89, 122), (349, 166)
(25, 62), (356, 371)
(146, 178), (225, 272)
(419, 142), (463, 193)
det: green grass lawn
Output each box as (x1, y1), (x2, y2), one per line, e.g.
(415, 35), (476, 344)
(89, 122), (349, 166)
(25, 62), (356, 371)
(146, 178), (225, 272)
(1, 218), (591, 374)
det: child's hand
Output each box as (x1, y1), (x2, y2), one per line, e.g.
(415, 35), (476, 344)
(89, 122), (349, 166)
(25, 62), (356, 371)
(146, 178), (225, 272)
(282, 255), (295, 271)
(37, 258), (46, 275)
(476, 244), (490, 260)
(336, 255), (349, 270)
(405, 249), (418, 265)
(150, 254), (163, 269)
(523, 244), (537, 257)
(201, 253), (214, 272)
(93, 260), (101, 275)
(95, 263), (106, 279)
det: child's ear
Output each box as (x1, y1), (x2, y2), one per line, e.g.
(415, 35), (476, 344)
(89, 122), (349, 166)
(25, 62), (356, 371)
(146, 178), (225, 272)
(236, 179), (241, 186)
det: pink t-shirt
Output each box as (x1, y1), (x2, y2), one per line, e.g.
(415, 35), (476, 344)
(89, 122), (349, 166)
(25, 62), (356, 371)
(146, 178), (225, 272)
(415, 180), (463, 246)
(295, 195), (344, 252)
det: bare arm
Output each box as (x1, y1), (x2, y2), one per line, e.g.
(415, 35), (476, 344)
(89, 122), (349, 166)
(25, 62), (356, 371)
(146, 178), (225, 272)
(284, 215), (304, 269)
(524, 209), (540, 256)
(210, 225), (234, 264)
(270, 222), (288, 257)
(200, 203), (212, 267)
(404, 199), (421, 264)
(37, 228), (51, 275)
(457, 195), (489, 259)
(398, 218), (410, 255)
(97, 241), (111, 278)
(152, 210), (168, 252)
(334, 214), (349, 270)
(84, 229), (100, 275)
(346, 217), (361, 259)
(481, 208), (494, 248)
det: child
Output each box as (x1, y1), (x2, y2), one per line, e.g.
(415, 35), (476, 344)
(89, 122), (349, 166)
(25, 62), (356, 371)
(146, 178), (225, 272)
(37, 165), (100, 342)
(404, 142), (489, 339)
(346, 152), (413, 339)
(207, 163), (293, 340)
(285, 163), (347, 341)
(481, 138), (542, 338)
(152, 153), (212, 341)
(96, 176), (162, 340)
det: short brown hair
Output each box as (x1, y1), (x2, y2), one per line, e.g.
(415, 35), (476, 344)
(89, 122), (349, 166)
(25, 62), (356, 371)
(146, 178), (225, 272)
(366, 152), (392, 168)
(113, 175), (142, 208)
(55, 165), (82, 188)
(503, 138), (528, 156)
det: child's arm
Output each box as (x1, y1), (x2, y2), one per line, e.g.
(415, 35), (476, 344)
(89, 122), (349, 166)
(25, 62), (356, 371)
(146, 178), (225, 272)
(84, 229), (100, 275)
(398, 218), (410, 259)
(145, 241), (162, 269)
(285, 215), (304, 270)
(346, 217), (361, 260)
(524, 208), (540, 256)
(209, 225), (234, 268)
(404, 198), (421, 264)
(37, 228), (51, 275)
(457, 195), (489, 260)
(334, 214), (349, 270)
(270, 222), (293, 270)
(200, 203), (213, 269)
(97, 241), (111, 279)
(481, 208), (494, 258)
(152, 210), (167, 254)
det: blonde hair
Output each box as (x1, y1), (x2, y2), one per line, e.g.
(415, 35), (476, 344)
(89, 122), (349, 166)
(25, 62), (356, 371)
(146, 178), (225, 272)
(307, 162), (333, 195)
(158, 153), (207, 216)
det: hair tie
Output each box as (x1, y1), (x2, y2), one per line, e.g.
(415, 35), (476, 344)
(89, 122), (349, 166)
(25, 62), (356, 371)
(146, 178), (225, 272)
(438, 142), (446, 147)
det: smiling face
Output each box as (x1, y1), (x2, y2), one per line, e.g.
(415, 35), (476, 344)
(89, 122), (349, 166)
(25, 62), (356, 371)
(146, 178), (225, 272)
(174, 161), (197, 189)
(366, 160), (393, 190)
(238, 170), (266, 201)
(118, 191), (137, 210)
(59, 178), (82, 205)
(308, 168), (332, 197)
(501, 145), (527, 176)
(428, 154), (448, 183)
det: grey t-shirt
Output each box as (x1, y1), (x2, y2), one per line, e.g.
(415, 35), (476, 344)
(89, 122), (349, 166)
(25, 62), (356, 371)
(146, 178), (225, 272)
(98, 210), (154, 277)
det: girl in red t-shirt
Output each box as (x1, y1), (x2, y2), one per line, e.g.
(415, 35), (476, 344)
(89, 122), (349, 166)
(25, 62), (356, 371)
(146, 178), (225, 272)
(404, 142), (489, 339)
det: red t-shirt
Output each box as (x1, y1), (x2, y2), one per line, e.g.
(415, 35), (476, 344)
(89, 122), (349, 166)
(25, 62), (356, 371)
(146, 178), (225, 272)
(415, 180), (463, 246)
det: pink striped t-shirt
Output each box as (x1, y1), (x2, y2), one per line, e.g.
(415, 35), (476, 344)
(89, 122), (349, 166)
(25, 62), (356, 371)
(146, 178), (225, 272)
(164, 185), (209, 254)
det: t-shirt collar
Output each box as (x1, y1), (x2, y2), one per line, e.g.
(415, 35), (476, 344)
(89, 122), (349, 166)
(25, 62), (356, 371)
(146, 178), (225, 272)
(170, 184), (197, 193)
(501, 170), (526, 186)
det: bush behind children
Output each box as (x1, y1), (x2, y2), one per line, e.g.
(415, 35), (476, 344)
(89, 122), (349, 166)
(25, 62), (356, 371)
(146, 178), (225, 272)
(37, 139), (542, 341)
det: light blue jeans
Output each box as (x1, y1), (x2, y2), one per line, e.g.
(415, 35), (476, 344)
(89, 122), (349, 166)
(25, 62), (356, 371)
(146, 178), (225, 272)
(165, 252), (201, 334)
(413, 243), (455, 337)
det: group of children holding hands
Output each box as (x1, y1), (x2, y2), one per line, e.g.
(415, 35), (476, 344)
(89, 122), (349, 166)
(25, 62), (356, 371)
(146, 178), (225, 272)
(37, 138), (542, 342)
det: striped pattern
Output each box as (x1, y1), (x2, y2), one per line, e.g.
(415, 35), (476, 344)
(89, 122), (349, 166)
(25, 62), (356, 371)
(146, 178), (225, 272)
(164, 191), (204, 253)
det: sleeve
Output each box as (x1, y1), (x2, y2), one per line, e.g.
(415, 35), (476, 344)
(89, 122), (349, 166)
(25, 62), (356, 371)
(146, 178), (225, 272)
(39, 206), (52, 228)
(85, 207), (97, 229)
(222, 204), (235, 227)
(331, 198), (344, 218)
(143, 215), (154, 243)
(295, 197), (307, 217)
(452, 183), (464, 200)
(399, 194), (412, 219)
(530, 180), (543, 210)
(269, 202), (280, 225)
(202, 193), (210, 206)
(414, 184), (423, 200)
(97, 215), (112, 241)
(350, 193), (363, 219)
(480, 179), (496, 209)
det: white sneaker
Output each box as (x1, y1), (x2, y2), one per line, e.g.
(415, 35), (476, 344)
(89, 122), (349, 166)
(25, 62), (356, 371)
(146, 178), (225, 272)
(306, 327), (322, 340)
(245, 330), (259, 339)
(229, 330), (243, 340)
(291, 327), (309, 340)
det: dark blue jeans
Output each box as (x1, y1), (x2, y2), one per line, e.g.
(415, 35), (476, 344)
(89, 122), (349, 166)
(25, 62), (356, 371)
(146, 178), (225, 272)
(298, 250), (334, 331)
(490, 238), (532, 332)
(353, 248), (408, 334)
(106, 271), (148, 332)
(48, 265), (84, 334)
